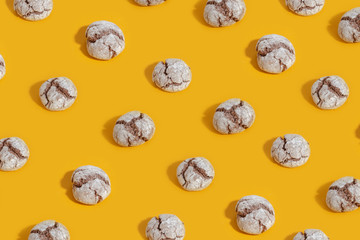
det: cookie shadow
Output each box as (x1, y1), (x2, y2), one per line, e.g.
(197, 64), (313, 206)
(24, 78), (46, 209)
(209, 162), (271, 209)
(127, 0), (139, 6)
(263, 137), (277, 164)
(202, 103), (221, 134)
(17, 225), (34, 240)
(278, 0), (288, 11)
(355, 125), (360, 139)
(315, 181), (332, 212)
(328, 12), (345, 42)
(6, 0), (16, 15)
(102, 116), (120, 147)
(301, 79), (317, 107)
(193, 0), (208, 26)
(167, 161), (182, 189)
(144, 62), (158, 88)
(29, 81), (45, 109)
(245, 39), (262, 72)
(138, 217), (151, 239)
(225, 200), (242, 233)
(60, 170), (77, 203)
(75, 25), (92, 58)
(284, 232), (297, 240)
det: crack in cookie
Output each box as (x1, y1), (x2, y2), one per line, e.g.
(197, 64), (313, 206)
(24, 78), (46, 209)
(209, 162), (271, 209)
(73, 173), (110, 188)
(0, 138), (27, 160)
(312, 76), (348, 107)
(341, 14), (360, 32)
(30, 222), (59, 240)
(116, 113), (149, 146)
(216, 101), (249, 133)
(207, 0), (240, 26)
(41, 78), (76, 107)
(329, 179), (360, 212)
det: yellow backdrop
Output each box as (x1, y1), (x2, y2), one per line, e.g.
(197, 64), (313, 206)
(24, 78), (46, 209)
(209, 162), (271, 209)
(0, 0), (359, 239)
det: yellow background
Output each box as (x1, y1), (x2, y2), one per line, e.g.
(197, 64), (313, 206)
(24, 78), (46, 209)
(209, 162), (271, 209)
(0, 0), (359, 239)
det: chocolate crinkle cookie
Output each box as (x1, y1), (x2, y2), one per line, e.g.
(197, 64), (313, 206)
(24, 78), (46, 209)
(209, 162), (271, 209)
(14, 0), (53, 21)
(146, 214), (185, 240)
(285, 0), (325, 16)
(0, 54), (6, 80)
(28, 220), (70, 240)
(134, 0), (165, 6)
(0, 137), (29, 171)
(338, 7), (360, 43)
(293, 229), (329, 240)
(204, 0), (246, 27)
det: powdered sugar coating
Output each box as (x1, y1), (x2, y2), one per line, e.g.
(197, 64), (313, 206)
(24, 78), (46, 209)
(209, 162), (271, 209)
(0, 137), (29, 171)
(134, 0), (165, 6)
(338, 8), (360, 43)
(14, 0), (53, 21)
(293, 229), (329, 240)
(285, 0), (325, 16)
(146, 214), (185, 240)
(0, 55), (5, 80)
(28, 220), (70, 240)
(203, 0), (246, 27)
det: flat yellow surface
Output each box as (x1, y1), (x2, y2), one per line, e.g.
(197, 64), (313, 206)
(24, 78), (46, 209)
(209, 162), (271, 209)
(0, 0), (359, 239)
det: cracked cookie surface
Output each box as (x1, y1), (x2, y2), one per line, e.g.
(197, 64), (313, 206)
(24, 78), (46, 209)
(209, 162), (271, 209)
(28, 220), (70, 240)
(338, 7), (360, 43)
(203, 0), (246, 27)
(0, 137), (29, 171)
(134, 0), (165, 6)
(39, 77), (77, 111)
(311, 75), (349, 109)
(146, 214), (185, 240)
(71, 165), (111, 205)
(271, 134), (310, 168)
(256, 34), (296, 73)
(236, 195), (275, 235)
(326, 176), (360, 212)
(113, 111), (155, 147)
(293, 229), (329, 240)
(285, 0), (324, 16)
(86, 21), (125, 60)
(177, 157), (215, 191)
(14, 0), (53, 21)
(152, 58), (192, 92)
(0, 54), (5, 80)
(213, 98), (255, 134)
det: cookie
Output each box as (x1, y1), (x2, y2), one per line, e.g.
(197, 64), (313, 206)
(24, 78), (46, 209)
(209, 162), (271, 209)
(293, 229), (329, 240)
(39, 77), (77, 111)
(285, 0), (325, 16)
(236, 195), (275, 235)
(152, 59), (192, 92)
(271, 134), (310, 168)
(28, 220), (70, 240)
(213, 98), (255, 134)
(146, 214), (185, 240)
(256, 34), (296, 73)
(311, 75), (349, 110)
(14, 0), (53, 21)
(203, 0), (246, 27)
(134, 0), (165, 6)
(177, 157), (215, 191)
(0, 137), (29, 171)
(326, 176), (360, 212)
(71, 165), (111, 205)
(338, 8), (360, 43)
(0, 54), (5, 80)
(86, 21), (125, 60)
(113, 111), (155, 147)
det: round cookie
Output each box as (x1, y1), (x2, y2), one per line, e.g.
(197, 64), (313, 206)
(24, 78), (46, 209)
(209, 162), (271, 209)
(285, 0), (325, 16)
(0, 54), (5, 80)
(256, 34), (296, 73)
(71, 165), (111, 205)
(14, 0), (53, 21)
(0, 137), (29, 171)
(39, 77), (77, 111)
(177, 157), (215, 191)
(134, 0), (165, 6)
(311, 75), (349, 110)
(236, 195), (275, 235)
(326, 176), (360, 212)
(338, 8), (360, 43)
(113, 111), (155, 147)
(203, 0), (246, 27)
(28, 220), (70, 240)
(146, 214), (185, 240)
(86, 21), (125, 60)
(213, 98), (255, 134)
(152, 59), (192, 92)
(271, 134), (310, 168)
(293, 229), (329, 240)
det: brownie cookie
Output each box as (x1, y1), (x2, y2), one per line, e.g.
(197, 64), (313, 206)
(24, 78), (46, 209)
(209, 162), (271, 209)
(338, 8), (360, 43)
(326, 176), (360, 212)
(152, 58), (192, 92)
(213, 98), (255, 134)
(285, 0), (325, 16)
(256, 34), (296, 73)
(311, 75), (349, 109)
(0, 137), (29, 171)
(293, 229), (329, 240)
(134, 0), (165, 6)
(177, 157), (215, 191)
(86, 21), (125, 60)
(271, 134), (310, 168)
(203, 0), (246, 27)
(113, 111), (155, 147)
(0, 54), (5, 80)
(236, 195), (275, 235)
(146, 214), (185, 240)
(71, 165), (111, 205)
(39, 77), (77, 111)
(28, 220), (70, 240)
(14, 0), (53, 21)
